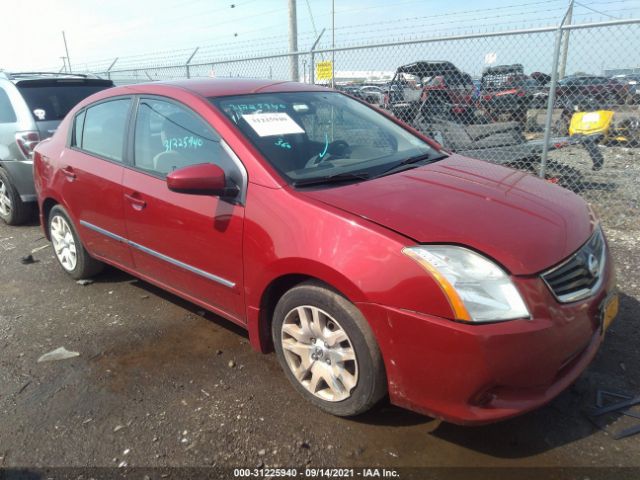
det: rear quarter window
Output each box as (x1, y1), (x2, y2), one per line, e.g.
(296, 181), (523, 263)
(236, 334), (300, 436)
(0, 88), (17, 123)
(72, 110), (86, 147)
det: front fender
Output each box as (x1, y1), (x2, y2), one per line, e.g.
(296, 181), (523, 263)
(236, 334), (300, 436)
(243, 184), (455, 352)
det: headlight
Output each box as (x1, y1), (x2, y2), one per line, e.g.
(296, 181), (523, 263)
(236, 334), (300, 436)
(403, 245), (530, 323)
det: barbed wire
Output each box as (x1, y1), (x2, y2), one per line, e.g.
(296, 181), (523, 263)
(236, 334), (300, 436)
(60, 0), (640, 73)
(311, 7), (640, 50)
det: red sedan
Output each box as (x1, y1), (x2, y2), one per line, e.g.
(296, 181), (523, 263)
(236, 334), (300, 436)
(33, 79), (618, 424)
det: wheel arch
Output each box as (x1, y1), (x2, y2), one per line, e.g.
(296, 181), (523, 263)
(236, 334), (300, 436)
(249, 262), (368, 354)
(41, 196), (60, 240)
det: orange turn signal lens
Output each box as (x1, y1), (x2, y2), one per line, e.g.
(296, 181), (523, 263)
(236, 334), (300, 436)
(402, 247), (472, 321)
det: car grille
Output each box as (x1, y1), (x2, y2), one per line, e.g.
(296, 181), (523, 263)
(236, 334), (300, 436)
(541, 227), (606, 303)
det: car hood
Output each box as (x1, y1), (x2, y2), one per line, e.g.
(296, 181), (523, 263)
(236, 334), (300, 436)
(300, 154), (593, 275)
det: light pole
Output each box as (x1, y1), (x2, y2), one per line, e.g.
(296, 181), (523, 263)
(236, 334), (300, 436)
(331, 0), (335, 88)
(288, 0), (299, 81)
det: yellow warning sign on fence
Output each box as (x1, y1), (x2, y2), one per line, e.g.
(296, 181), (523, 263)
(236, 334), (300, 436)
(316, 61), (333, 81)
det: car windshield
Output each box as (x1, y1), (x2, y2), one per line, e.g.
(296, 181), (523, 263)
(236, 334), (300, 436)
(211, 91), (441, 186)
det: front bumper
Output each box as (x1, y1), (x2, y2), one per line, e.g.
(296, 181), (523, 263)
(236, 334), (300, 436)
(357, 248), (616, 425)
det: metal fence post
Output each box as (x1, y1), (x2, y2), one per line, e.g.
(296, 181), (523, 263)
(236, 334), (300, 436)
(186, 47), (199, 79)
(309, 52), (314, 84)
(309, 28), (326, 85)
(106, 57), (118, 81)
(539, 5), (574, 178)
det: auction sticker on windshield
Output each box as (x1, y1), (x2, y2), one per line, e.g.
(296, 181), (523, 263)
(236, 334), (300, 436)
(242, 112), (305, 137)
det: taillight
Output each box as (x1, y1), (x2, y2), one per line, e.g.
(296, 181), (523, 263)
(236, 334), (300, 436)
(15, 131), (41, 159)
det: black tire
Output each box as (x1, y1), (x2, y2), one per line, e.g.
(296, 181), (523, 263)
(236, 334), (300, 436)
(48, 205), (104, 279)
(272, 281), (387, 417)
(0, 168), (32, 226)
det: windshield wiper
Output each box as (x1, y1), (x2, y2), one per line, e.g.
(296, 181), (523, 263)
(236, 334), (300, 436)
(376, 152), (448, 177)
(292, 171), (371, 187)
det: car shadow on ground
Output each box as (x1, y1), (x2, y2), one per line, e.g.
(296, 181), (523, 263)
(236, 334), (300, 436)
(354, 402), (437, 428)
(80, 266), (250, 344)
(87, 265), (141, 284)
(126, 272), (250, 340)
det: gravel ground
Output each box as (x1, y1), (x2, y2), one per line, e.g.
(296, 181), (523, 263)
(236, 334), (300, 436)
(0, 184), (639, 476)
(546, 144), (640, 232)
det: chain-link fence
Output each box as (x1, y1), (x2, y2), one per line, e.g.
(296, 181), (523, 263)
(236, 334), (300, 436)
(86, 17), (639, 232)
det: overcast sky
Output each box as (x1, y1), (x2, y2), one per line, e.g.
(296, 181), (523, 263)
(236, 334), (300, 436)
(2, 0), (638, 74)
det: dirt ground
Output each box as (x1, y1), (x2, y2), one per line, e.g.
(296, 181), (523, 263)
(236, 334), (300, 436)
(0, 174), (639, 478)
(545, 143), (640, 232)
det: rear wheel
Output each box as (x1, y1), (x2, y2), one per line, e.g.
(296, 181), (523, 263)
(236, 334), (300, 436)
(48, 205), (104, 279)
(272, 282), (387, 416)
(0, 168), (31, 225)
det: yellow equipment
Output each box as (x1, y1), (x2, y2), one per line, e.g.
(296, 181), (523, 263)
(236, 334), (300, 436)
(570, 109), (639, 145)
(569, 110), (614, 138)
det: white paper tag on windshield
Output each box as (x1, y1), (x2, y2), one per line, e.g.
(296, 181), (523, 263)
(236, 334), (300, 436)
(242, 112), (305, 137)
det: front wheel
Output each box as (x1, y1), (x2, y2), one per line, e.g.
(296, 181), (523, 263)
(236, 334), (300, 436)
(48, 205), (104, 279)
(272, 282), (387, 416)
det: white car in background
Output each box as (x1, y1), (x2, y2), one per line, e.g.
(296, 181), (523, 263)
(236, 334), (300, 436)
(358, 85), (385, 105)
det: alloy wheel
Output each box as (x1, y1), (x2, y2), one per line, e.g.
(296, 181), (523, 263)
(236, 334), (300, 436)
(0, 179), (11, 218)
(50, 215), (78, 271)
(281, 305), (358, 402)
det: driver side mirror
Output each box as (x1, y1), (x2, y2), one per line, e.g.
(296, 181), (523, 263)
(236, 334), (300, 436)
(166, 163), (236, 197)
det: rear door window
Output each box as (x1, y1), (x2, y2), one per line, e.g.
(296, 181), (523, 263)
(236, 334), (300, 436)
(77, 99), (131, 162)
(0, 89), (17, 123)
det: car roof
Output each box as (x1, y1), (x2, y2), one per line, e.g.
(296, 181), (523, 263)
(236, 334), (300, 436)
(64, 79), (337, 115)
(482, 64), (524, 76)
(2, 71), (109, 83)
(395, 61), (461, 77)
(563, 75), (606, 80)
(135, 78), (329, 98)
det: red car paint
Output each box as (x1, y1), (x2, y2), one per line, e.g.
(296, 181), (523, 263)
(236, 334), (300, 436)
(33, 79), (616, 425)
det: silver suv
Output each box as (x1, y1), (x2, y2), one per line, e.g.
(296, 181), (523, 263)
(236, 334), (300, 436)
(0, 71), (113, 224)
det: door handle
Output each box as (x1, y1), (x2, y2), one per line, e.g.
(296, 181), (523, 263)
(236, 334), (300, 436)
(124, 192), (146, 210)
(62, 166), (76, 181)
